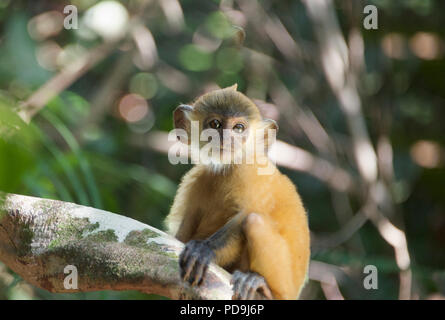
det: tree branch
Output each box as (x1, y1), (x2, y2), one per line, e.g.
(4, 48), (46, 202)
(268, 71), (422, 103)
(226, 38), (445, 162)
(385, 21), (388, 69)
(0, 192), (235, 299)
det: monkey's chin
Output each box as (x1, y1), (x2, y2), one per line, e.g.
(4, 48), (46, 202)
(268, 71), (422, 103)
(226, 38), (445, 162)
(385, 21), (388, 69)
(192, 148), (246, 173)
(201, 155), (236, 174)
(206, 161), (233, 174)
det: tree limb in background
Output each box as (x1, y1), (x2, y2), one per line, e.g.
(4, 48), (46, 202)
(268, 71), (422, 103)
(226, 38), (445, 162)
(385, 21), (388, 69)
(0, 192), (235, 299)
(17, 42), (118, 124)
(311, 208), (368, 252)
(303, 0), (377, 183)
(75, 50), (135, 139)
(309, 261), (345, 300)
(303, 0), (412, 299)
(16, 0), (157, 124)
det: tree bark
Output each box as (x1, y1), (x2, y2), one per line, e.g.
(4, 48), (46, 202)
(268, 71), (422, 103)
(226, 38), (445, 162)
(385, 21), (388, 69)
(0, 192), (236, 299)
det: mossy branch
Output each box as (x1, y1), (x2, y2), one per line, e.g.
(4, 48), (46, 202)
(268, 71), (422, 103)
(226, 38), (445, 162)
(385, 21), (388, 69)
(0, 193), (235, 299)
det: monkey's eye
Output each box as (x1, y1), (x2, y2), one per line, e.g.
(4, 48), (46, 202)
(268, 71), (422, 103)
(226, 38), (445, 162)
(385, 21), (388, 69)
(209, 119), (222, 129)
(233, 123), (245, 133)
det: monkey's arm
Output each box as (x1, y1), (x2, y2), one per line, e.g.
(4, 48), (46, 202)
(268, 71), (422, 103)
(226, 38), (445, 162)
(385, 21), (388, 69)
(165, 179), (201, 242)
(179, 212), (245, 285)
(207, 212), (246, 265)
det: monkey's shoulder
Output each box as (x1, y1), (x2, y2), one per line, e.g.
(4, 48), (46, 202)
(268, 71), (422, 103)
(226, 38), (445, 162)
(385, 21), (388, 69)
(178, 165), (221, 194)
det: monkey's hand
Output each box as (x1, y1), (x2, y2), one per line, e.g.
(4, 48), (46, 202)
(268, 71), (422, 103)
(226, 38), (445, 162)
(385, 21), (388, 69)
(231, 271), (274, 300)
(179, 240), (215, 286)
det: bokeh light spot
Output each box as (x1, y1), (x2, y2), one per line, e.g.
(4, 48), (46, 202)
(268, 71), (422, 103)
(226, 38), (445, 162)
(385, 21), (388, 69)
(83, 1), (129, 40)
(409, 32), (443, 60)
(129, 73), (158, 99)
(27, 11), (64, 41)
(216, 48), (243, 74)
(381, 33), (406, 59)
(410, 140), (442, 168)
(119, 94), (149, 123)
(179, 44), (213, 72)
(206, 11), (234, 39)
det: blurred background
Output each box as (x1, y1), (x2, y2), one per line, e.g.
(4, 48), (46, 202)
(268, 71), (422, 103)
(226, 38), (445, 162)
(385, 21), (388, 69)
(0, 0), (444, 300)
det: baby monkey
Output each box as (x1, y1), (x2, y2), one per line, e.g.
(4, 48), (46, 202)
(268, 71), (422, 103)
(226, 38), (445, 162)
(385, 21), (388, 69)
(165, 85), (310, 300)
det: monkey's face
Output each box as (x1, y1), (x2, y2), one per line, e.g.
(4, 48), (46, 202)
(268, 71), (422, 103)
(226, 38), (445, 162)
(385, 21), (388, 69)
(204, 115), (249, 150)
(173, 86), (278, 168)
(199, 114), (250, 165)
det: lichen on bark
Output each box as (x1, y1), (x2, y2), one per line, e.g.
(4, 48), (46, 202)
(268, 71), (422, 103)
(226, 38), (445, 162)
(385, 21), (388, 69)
(0, 193), (235, 299)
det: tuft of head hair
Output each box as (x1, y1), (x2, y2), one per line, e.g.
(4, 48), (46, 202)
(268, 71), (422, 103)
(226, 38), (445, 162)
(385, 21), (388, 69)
(192, 85), (261, 121)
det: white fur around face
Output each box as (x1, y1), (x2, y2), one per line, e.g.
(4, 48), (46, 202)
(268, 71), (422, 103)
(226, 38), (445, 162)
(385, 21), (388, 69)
(206, 159), (233, 175)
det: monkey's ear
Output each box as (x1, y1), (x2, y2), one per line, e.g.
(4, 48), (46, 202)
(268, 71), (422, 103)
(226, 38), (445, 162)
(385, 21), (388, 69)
(173, 104), (194, 143)
(261, 119), (278, 150)
(173, 104), (194, 130)
(262, 119), (278, 132)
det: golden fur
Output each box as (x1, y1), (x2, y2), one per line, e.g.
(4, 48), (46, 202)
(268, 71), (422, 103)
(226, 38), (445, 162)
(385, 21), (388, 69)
(165, 86), (310, 299)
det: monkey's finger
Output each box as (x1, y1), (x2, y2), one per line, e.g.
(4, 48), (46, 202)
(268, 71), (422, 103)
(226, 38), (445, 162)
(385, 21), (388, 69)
(181, 241), (196, 261)
(179, 251), (189, 278)
(191, 259), (207, 286)
(182, 260), (197, 282)
(258, 283), (274, 300)
(179, 247), (190, 269)
(179, 242), (198, 278)
(179, 258), (187, 278)
(230, 274), (236, 285)
(245, 276), (258, 300)
(231, 271), (249, 299)
(187, 262), (199, 285)
(231, 277), (242, 300)
(188, 255), (203, 285)
(180, 265), (188, 280)
(195, 259), (210, 286)
(182, 254), (198, 281)
(231, 271), (243, 284)
(239, 276), (253, 300)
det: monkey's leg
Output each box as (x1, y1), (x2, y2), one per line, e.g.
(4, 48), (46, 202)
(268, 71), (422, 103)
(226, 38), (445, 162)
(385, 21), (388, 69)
(241, 213), (300, 300)
(179, 213), (245, 286)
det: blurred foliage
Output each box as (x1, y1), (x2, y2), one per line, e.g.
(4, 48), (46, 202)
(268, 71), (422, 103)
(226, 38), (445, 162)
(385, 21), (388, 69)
(0, 0), (444, 300)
